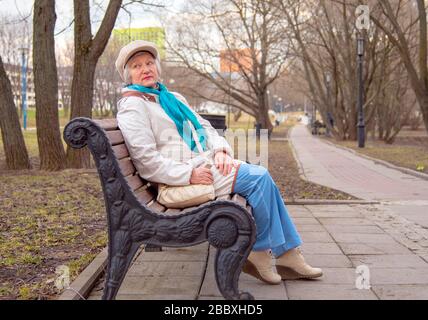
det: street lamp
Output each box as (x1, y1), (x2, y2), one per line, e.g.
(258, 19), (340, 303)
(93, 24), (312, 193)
(357, 34), (365, 148)
(325, 72), (332, 136)
(19, 47), (29, 130)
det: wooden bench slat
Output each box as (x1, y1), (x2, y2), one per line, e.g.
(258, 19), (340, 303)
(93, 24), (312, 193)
(135, 188), (156, 204)
(182, 205), (200, 213)
(216, 194), (231, 201)
(112, 144), (129, 160)
(148, 200), (166, 213)
(164, 208), (181, 215)
(106, 130), (124, 146)
(125, 174), (144, 191)
(93, 119), (118, 131)
(118, 158), (136, 177)
(231, 193), (247, 207)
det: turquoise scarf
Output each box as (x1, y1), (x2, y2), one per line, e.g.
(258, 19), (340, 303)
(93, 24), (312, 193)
(127, 83), (207, 153)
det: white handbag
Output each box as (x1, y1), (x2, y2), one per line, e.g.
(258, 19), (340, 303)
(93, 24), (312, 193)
(156, 121), (215, 209)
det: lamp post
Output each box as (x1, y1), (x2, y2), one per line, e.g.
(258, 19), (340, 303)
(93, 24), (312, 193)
(312, 103), (316, 124)
(357, 34), (365, 148)
(20, 47), (29, 130)
(325, 72), (332, 136)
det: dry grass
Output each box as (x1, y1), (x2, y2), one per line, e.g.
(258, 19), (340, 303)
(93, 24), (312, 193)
(0, 170), (106, 299)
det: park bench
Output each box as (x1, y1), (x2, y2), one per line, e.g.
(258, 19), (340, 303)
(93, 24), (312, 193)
(63, 117), (256, 300)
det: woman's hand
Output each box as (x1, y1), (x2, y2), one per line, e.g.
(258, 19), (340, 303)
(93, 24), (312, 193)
(190, 166), (213, 185)
(214, 151), (235, 176)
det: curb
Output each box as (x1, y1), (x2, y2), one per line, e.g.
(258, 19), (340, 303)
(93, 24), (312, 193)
(287, 199), (380, 205)
(58, 248), (107, 300)
(319, 134), (428, 182)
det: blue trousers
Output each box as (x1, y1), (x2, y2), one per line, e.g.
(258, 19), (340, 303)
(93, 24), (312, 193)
(233, 163), (302, 258)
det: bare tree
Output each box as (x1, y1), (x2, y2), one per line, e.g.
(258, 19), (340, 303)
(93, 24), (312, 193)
(33, 0), (67, 171)
(279, 0), (413, 141)
(66, 0), (123, 168)
(166, 0), (291, 134)
(0, 55), (31, 170)
(376, 63), (416, 143)
(370, 0), (428, 134)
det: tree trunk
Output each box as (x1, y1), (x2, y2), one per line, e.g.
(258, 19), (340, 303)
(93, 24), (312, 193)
(66, 0), (122, 168)
(256, 92), (273, 137)
(33, 0), (66, 171)
(418, 93), (428, 134)
(0, 55), (32, 170)
(66, 57), (96, 168)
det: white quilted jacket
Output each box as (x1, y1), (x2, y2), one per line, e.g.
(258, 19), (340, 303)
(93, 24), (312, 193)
(116, 88), (241, 196)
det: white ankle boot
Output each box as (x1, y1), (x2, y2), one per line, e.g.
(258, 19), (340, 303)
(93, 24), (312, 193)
(242, 250), (282, 285)
(276, 248), (323, 280)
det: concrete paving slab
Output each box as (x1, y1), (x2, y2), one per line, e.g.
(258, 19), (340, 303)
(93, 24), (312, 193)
(338, 242), (413, 255)
(348, 254), (428, 268)
(293, 224), (326, 232)
(318, 217), (376, 226)
(323, 225), (385, 234)
(372, 284), (428, 300)
(300, 231), (335, 243)
(300, 242), (343, 255)
(200, 277), (288, 300)
(293, 217), (321, 225)
(303, 254), (353, 268)
(330, 233), (398, 244)
(285, 282), (378, 300)
(369, 268), (428, 285)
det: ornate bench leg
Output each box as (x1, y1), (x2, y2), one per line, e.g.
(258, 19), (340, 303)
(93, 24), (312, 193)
(213, 236), (254, 300)
(102, 241), (140, 300)
(207, 214), (255, 300)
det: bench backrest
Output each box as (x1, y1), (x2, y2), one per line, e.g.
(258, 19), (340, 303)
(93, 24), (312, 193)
(92, 119), (172, 213)
(91, 115), (246, 216)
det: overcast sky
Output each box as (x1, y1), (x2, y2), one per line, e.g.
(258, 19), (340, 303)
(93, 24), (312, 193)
(0, 0), (184, 46)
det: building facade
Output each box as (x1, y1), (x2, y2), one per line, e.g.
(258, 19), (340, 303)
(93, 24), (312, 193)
(113, 27), (166, 59)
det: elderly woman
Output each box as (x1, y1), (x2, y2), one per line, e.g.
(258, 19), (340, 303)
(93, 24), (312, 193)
(115, 40), (322, 285)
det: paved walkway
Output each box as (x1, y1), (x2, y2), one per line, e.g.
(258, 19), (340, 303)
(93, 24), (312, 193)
(87, 204), (428, 300)
(289, 125), (428, 202)
(289, 125), (428, 229)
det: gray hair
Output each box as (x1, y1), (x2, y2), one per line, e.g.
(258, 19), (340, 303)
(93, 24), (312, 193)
(124, 51), (162, 85)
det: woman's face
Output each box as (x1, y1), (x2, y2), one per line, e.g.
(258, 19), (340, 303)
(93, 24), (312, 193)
(128, 52), (159, 88)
